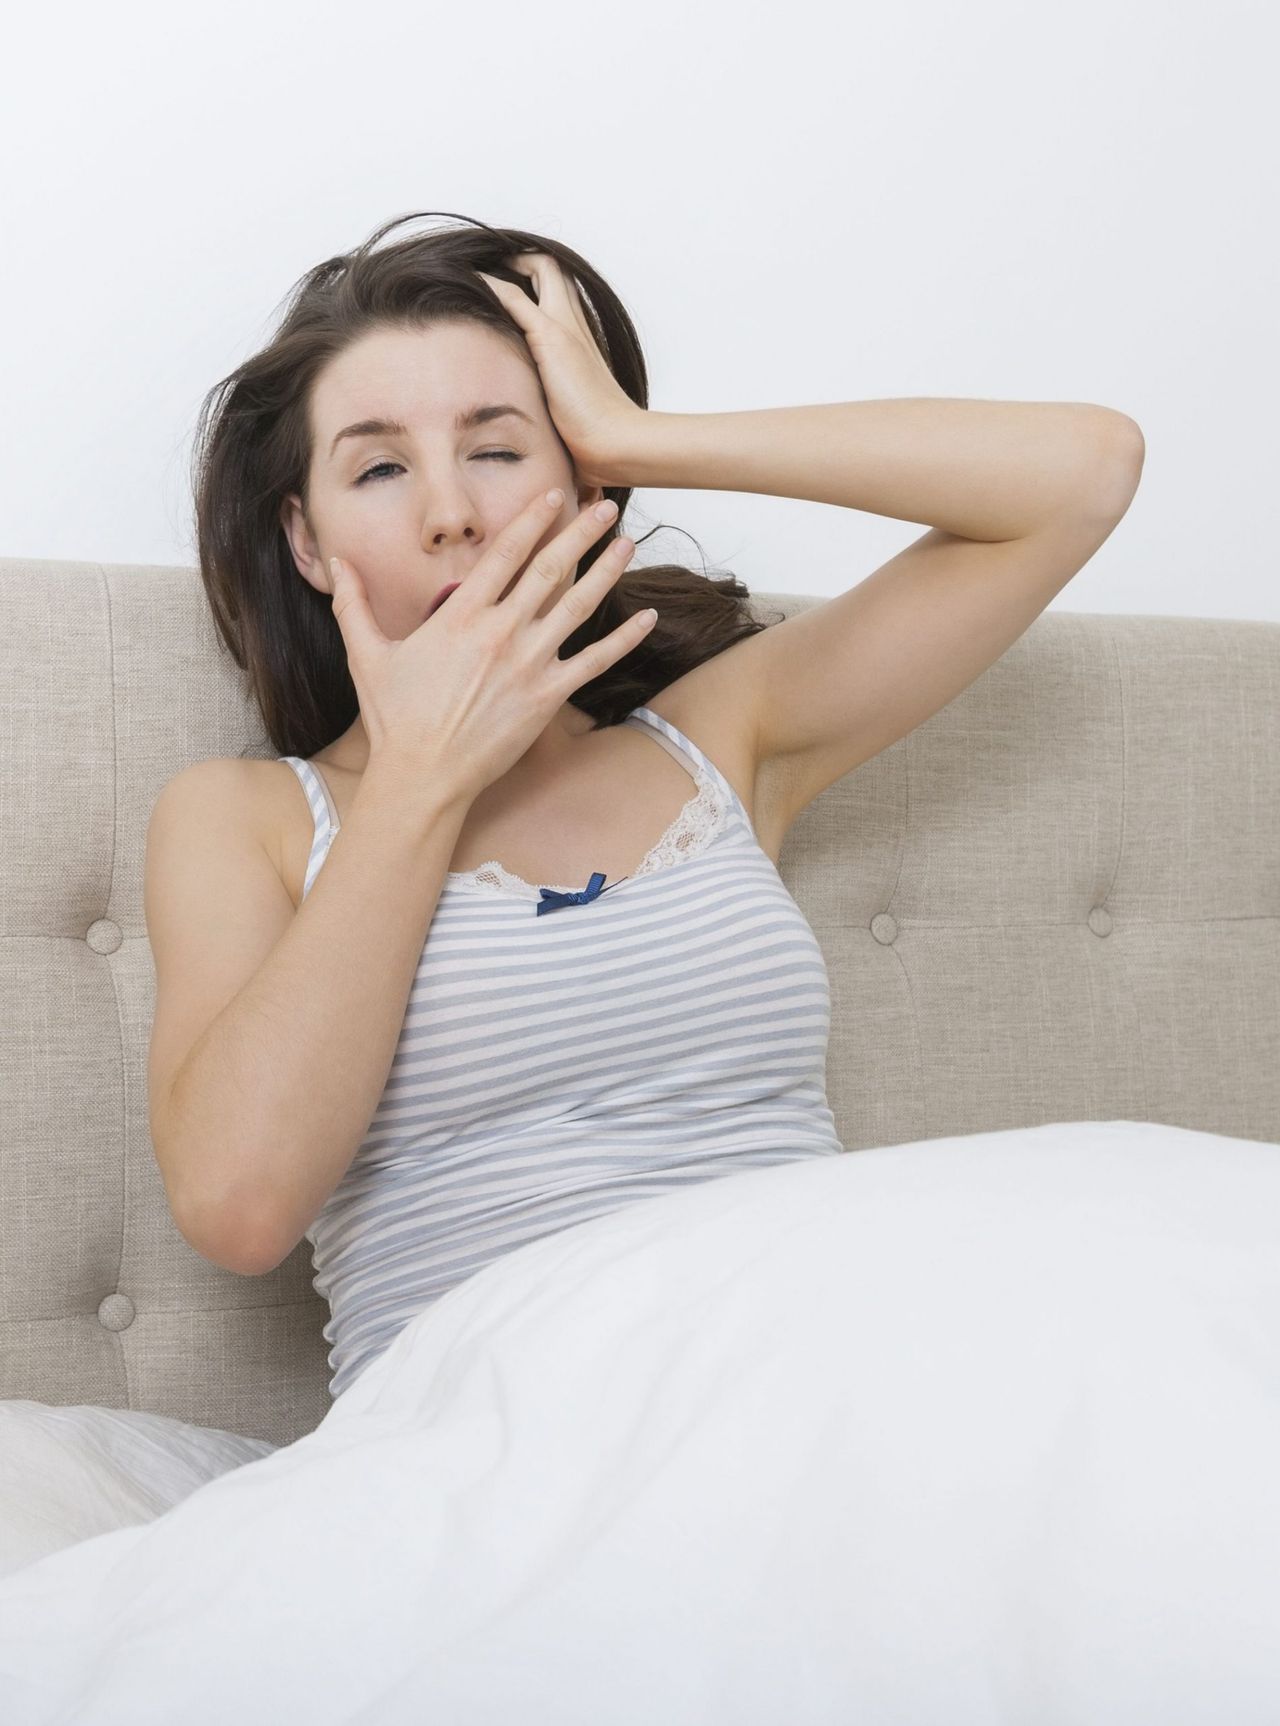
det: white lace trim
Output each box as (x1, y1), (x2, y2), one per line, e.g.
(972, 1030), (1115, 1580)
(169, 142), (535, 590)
(446, 770), (729, 901)
(632, 773), (727, 876)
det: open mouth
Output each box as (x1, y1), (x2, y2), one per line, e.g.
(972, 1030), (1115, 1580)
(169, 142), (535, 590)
(427, 582), (460, 618)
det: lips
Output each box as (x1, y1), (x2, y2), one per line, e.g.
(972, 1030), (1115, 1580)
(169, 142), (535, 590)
(427, 581), (460, 618)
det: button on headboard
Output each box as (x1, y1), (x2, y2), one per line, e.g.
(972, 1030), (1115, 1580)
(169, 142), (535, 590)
(2, 555), (1278, 1449)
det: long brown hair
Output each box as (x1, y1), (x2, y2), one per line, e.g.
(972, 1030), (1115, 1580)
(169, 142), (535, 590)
(190, 210), (780, 761)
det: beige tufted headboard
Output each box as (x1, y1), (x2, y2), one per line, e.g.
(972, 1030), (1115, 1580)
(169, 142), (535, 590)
(3, 554), (1278, 1450)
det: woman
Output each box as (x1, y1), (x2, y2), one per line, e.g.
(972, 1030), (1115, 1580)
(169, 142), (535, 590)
(10, 217), (1272, 1726)
(184, 209), (1141, 1401)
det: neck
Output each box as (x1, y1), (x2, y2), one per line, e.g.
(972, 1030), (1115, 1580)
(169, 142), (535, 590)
(331, 701), (599, 779)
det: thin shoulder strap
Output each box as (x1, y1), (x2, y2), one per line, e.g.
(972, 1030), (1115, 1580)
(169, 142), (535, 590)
(625, 706), (751, 828)
(278, 756), (341, 837)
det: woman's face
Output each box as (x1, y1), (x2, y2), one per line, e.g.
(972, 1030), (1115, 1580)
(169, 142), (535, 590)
(281, 318), (603, 640)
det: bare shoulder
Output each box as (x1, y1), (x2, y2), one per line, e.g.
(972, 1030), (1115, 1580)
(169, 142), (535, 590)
(154, 755), (263, 823)
(238, 756), (312, 895)
(642, 626), (795, 860)
(152, 755), (275, 858)
(244, 754), (358, 910)
(148, 757), (294, 906)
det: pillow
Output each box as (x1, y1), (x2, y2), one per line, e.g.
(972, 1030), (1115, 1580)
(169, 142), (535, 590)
(0, 1400), (276, 1579)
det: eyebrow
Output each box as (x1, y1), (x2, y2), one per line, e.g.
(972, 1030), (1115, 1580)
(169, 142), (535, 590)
(328, 402), (536, 462)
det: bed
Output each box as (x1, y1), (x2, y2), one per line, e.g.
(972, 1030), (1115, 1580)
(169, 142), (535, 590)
(1, 554), (1277, 1722)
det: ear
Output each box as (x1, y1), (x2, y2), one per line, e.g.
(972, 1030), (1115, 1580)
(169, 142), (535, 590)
(279, 492), (327, 595)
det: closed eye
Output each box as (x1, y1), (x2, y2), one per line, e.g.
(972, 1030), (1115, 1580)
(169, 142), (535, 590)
(354, 451), (524, 486)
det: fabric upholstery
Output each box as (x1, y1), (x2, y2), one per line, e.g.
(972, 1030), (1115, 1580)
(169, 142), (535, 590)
(2, 553), (1277, 1449)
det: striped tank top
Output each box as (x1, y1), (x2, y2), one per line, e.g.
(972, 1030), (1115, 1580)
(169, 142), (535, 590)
(279, 703), (844, 1399)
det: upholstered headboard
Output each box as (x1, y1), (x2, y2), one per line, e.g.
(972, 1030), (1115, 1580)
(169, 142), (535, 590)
(3, 553), (1278, 1449)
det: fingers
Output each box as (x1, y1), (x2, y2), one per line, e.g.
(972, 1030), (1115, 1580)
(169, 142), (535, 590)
(468, 488), (567, 605)
(471, 490), (618, 615)
(509, 253), (598, 347)
(528, 498), (619, 594)
(553, 585), (657, 701)
(539, 531), (636, 641)
(328, 555), (384, 662)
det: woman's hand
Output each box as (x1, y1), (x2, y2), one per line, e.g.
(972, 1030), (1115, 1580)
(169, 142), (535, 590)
(476, 254), (646, 490)
(328, 490), (653, 805)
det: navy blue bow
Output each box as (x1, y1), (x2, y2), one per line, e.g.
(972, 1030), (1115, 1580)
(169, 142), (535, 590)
(536, 871), (628, 916)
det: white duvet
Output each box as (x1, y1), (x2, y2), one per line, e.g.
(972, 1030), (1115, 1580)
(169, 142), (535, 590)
(1, 1119), (1277, 1725)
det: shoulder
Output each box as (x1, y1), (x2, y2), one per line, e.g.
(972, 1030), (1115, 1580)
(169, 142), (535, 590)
(152, 755), (262, 819)
(145, 757), (287, 922)
(239, 757), (316, 892)
(641, 627), (796, 855)
(155, 757), (298, 887)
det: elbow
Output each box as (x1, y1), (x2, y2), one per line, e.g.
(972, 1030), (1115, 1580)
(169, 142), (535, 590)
(1051, 405), (1145, 522)
(1088, 410), (1146, 518)
(1107, 410), (1146, 475)
(176, 1196), (291, 1278)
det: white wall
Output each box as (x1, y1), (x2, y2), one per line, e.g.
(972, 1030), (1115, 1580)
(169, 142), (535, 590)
(2, 0), (1275, 619)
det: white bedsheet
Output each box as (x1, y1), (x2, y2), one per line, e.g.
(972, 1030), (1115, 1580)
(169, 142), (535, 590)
(0, 1119), (1277, 1725)
(0, 1401), (276, 1578)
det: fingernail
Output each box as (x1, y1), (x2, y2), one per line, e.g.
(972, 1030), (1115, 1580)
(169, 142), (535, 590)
(546, 489), (564, 507)
(595, 500), (617, 520)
